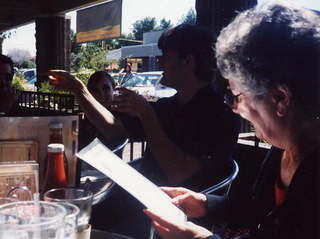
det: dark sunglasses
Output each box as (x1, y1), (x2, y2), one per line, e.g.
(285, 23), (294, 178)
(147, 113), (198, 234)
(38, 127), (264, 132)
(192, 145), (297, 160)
(224, 89), (242, 107)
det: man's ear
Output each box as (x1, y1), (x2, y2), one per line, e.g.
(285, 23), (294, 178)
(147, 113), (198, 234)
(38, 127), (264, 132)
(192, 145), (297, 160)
(272, 84), (291, 117)
(184, 54), (195, 66)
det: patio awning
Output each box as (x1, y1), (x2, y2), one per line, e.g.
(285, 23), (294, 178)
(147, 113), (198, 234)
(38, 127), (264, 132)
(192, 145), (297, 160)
(0, 0), (110, 32)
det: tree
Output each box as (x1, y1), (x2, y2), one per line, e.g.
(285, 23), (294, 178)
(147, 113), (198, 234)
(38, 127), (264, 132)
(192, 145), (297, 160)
(0, 31), (14, 54)
(132, 17), (157, 40)
(70, 30), (82, 72)
(7, 48), (32, 66)
(179, 8), (196, 25)
(159, 18), (172, 30)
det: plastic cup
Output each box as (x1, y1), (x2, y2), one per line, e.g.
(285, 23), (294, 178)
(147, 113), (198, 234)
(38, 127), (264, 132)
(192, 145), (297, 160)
(0, 201), (66, 239)
(44, 188), (93, 232)
(54, 202), (79, 239)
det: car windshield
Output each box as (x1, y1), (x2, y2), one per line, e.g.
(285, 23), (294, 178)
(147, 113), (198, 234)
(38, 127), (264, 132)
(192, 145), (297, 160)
(122, 74), (145, 87)
(120, 73), (163, 88)
(137, 74), (161, 86)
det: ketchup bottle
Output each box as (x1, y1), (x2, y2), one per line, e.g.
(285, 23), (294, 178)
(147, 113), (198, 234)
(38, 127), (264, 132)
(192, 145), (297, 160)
(43, 144), (68, 193)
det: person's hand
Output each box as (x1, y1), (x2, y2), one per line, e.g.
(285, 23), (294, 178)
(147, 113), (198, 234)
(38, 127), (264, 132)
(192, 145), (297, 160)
(111, 87), (151, 118)
(144, 209), (213, 239)
(48, 70), (85, 93)
(161, 187), (207, 218)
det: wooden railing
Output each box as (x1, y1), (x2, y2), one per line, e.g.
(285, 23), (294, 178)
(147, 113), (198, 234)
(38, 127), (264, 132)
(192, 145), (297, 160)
(16, 90), (80, 114)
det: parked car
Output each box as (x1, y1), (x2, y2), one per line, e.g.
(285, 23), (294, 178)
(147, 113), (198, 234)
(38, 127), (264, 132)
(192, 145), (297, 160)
(25, 75), (37, 91)
(121, 71), (176, 99)
(16, 68), (37, 91)
(19, 68), (36, 82)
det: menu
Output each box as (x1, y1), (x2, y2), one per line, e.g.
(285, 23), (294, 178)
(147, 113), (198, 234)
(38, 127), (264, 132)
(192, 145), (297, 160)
(76, 138), (186, 225)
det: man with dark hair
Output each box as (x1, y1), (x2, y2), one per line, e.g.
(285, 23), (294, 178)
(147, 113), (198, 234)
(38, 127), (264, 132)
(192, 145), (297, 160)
(0, 54), (60, 116)
(0, 54), (17, 114)
(49, 23), (240, 238)
(158, 24), (215, 83)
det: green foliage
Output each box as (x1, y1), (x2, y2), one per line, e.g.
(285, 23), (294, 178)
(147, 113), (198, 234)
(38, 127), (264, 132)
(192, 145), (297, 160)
(70, 30), (82, 72)
(73, 72), (92, 86)
(38, 81), (68, 94)
(20, 60), (36, 68)
(179, 8), (196, 25)
(11, 76), (27, 91)
(78, 43), (108, 71)
(159, 18), (172, 30)
(0, 30), (15, 40)
(70, 30), (110, 73)
(132, 17), (157, 40)
(70, 30), (81, 55)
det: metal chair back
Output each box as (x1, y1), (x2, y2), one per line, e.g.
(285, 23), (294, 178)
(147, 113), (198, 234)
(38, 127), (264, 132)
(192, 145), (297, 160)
(201, 159), (239, 196)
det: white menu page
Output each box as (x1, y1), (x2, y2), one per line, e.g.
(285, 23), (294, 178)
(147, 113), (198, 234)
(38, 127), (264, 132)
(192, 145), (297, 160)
(76, 138), (186, 225)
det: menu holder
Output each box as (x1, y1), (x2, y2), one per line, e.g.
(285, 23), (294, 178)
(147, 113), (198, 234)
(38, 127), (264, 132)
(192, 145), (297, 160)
(0, 160), (39, 197)
(0, 140), (38, 162)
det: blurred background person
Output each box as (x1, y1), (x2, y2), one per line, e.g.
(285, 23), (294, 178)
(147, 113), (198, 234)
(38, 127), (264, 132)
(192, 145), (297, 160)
(0, 54), (17, 114)
(119, 62), (134, 85)
(78, 71), (125, 151)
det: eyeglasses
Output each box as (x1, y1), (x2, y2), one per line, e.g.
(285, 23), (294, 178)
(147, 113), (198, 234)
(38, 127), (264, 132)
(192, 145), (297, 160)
(224, 89), (242, 108)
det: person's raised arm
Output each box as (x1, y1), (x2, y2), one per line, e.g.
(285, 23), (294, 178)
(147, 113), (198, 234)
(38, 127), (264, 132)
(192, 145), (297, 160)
(48, 70), (128, 141)
(112, 87), (202, 185)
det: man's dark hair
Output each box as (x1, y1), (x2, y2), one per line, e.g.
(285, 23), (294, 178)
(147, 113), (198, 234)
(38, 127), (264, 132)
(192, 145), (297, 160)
(0, 54), (14, 75)
(158, 24), (216, 82)
(87, 71), (116, 92)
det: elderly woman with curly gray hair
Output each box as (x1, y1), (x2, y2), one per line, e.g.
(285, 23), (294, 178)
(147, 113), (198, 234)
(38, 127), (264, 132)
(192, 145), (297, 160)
(145, 1), (320, 238)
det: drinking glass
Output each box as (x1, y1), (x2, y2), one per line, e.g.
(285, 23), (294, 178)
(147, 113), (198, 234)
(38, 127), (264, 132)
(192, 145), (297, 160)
(54, 202), (79, 239)
(0, 197), (18, 205)
(43, 188), (93, 232)
(7, 186), (33, 201)
(0, 201), (66, 239)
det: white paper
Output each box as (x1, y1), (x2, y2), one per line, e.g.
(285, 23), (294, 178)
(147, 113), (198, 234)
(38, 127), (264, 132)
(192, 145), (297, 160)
(76, 138), (186, 225)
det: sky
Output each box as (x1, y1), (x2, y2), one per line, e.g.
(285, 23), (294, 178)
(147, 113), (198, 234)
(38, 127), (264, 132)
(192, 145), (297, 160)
(3, 0), (320, 57)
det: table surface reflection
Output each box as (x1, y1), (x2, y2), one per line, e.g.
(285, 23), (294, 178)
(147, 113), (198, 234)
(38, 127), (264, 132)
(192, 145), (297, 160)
(91, 229), (134, 239)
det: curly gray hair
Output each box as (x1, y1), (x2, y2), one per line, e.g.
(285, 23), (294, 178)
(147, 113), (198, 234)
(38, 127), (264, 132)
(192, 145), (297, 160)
(216, 0), (320, 117)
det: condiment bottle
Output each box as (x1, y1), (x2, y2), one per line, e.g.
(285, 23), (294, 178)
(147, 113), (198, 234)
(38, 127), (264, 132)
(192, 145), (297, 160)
(43, 144), (68, 193)
(48, 122), (69, 176)
(49, 122), (63, 144)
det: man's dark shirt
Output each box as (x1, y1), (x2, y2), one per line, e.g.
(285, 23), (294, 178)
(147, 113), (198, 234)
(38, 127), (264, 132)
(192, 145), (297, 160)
(121, 82), (240, 191)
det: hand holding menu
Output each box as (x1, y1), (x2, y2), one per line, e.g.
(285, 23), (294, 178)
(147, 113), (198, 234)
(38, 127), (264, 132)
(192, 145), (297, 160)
(76, 138), (186, 225)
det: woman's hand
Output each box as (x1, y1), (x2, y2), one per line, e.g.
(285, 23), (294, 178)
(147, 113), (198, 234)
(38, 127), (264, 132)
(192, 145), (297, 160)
(144, 209), (213, 239)
(48, 70), (85, 93)
(161, 187), (208, 218)
(111, 87), (151, 118)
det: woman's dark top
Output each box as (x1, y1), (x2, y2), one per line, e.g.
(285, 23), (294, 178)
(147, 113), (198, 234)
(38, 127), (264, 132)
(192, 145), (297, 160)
(205, 147), (319, 239)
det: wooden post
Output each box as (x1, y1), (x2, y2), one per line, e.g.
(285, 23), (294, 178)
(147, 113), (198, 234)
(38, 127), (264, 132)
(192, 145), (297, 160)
(35, 15), (71, 89)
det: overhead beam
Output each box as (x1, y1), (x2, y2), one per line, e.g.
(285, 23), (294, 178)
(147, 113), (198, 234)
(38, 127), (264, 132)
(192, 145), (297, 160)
(0, 0), (112, 32)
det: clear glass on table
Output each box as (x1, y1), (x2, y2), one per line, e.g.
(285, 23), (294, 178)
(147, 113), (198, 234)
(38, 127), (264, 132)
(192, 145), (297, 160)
(0, 201), (66, 239)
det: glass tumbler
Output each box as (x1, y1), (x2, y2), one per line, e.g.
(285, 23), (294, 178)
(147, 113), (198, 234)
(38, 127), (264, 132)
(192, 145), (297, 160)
(0, 201), (66, 239)
(44, 188), (93, 232)
(54, 202), (79, 239)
